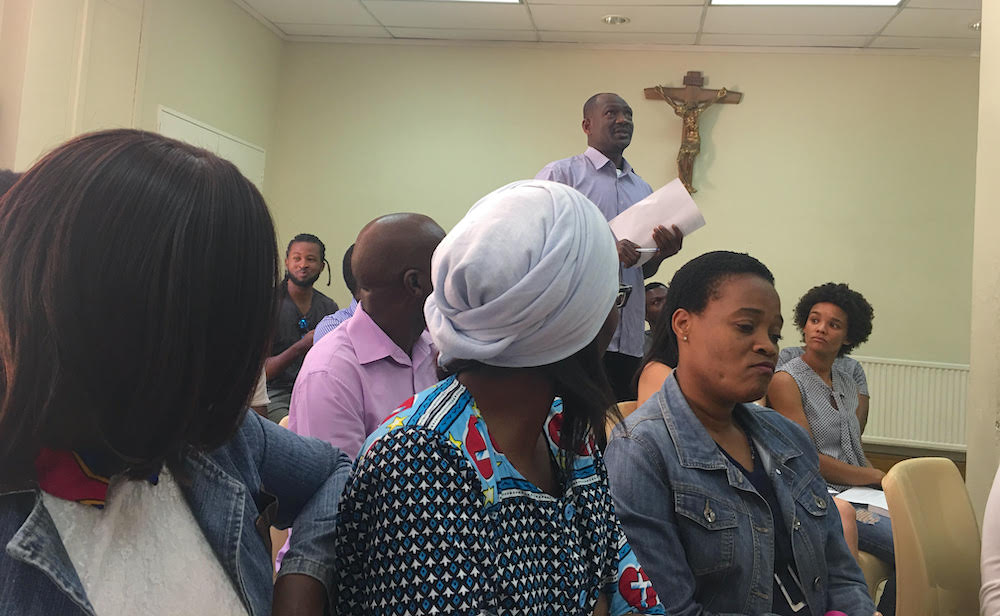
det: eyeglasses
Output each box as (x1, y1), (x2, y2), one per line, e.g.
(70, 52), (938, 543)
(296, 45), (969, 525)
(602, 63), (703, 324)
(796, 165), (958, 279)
(297, 317), (309, 336)
(615, 284), (633, 309)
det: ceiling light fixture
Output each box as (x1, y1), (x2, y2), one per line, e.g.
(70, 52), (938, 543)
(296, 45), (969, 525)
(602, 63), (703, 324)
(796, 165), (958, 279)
(602, 14), (630, 25)
(711, 0), (900, 6)
(970, 20), (982, 32)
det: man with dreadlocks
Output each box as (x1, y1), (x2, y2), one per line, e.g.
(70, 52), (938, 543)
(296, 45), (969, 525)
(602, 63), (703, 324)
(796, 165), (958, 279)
(264, 233), (339, 423)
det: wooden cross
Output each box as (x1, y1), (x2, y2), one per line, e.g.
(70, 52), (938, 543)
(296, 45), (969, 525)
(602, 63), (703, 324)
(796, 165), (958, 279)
(645, 71), (742, 193)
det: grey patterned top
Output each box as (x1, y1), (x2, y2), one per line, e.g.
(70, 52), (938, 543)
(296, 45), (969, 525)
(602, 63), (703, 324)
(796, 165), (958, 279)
(777, 357), (869, 491)
(778, 346), (869, 396)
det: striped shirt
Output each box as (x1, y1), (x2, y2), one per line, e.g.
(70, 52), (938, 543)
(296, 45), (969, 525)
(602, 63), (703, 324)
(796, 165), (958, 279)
(778, 357), (869, 490)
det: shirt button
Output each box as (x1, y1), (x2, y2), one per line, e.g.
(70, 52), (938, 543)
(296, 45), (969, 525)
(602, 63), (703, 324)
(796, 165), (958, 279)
(792, 518), (801, 531)
(813, 576), (822, 590)
(815, 495), (827, 509)
(775, 469), (782, 475)
(703, 501), (716, 523)
(564, 503), (575, 521)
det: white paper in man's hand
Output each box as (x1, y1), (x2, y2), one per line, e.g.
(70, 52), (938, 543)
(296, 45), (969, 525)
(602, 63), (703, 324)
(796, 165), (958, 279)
(608, 178), (706, 266)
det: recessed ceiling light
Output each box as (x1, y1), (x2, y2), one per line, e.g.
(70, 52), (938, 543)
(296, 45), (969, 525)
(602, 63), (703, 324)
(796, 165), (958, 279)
(711, 0), (900, 5)
(970, 20), (982, 32)
(602, 14), (630, 25)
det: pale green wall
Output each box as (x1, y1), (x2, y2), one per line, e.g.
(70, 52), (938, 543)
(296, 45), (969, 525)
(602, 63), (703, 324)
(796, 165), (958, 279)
(266, 43), (978, 364)
(135, 0), (282, 154)
(0, 0), (282, 172)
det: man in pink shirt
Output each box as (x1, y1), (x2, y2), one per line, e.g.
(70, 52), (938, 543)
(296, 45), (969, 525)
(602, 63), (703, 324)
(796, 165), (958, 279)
(289, 213), (445, 458)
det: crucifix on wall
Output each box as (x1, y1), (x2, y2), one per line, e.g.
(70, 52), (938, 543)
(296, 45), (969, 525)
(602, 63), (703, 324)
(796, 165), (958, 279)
(645, 71), (742, 194)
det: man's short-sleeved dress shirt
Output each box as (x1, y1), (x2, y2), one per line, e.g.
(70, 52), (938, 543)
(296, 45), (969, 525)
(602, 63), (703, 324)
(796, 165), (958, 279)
(536, 147), (653, 358)
(289, 306), (438, 459)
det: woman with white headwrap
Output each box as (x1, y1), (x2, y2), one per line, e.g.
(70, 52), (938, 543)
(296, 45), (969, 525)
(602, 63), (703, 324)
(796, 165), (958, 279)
(330, 180), (665, 616)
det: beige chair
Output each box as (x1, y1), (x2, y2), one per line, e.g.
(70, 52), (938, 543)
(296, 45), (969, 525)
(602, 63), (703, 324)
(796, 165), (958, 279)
(882, 457), (981, 616)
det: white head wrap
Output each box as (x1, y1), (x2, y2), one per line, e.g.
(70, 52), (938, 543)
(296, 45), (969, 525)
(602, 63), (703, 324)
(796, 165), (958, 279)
(425, 179), (618, 369)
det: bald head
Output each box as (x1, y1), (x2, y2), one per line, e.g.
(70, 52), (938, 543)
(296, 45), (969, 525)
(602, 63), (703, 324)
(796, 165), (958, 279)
(353, 213), (445, 290)
(352, 213), (445, 352)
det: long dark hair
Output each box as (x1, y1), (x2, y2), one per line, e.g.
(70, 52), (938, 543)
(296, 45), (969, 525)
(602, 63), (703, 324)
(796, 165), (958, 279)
(639, 251), (775, 378)
(450, 336), (619, 460)
(0, 129), (278, 482)
(542, 337), (619, 455)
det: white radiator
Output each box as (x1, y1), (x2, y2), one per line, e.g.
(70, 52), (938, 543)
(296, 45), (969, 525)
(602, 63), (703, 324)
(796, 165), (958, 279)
(852, 355), (969, 452)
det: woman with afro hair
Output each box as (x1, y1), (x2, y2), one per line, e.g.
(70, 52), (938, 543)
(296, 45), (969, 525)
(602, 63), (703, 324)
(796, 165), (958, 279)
(767, 282), (894, 615)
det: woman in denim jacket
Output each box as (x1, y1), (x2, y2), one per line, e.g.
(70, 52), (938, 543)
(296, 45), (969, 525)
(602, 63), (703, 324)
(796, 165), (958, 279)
(605, 251), (875, 616)
(0, 130), (351, 616)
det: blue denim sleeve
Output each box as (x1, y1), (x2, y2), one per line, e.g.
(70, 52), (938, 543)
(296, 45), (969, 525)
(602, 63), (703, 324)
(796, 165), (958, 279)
(247, 413), (352, 597)
(817, 490), (876, 613)
(605, 433), (755, 616)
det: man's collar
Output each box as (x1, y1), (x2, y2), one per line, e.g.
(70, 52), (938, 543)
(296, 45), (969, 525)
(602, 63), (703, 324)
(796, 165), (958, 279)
(584, 146), (633, 175)
(349, 307), (433, 367)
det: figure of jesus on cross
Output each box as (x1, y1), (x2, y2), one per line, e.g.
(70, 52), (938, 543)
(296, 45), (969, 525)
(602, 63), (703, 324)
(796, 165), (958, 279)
(645, 71), (742, 193)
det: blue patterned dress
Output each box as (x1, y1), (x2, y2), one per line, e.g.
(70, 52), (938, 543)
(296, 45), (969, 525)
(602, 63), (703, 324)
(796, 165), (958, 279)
(332, 375), (664, 616)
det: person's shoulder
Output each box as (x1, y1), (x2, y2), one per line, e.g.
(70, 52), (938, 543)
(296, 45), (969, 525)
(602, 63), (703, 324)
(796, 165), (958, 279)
(536, 153), (586, 182)
(359, 377), (471, 453)
(311, 289), (339, 312)
(834, 354), (863, 371)
(300, 323), (361, 374)
(777, 346), (804, 367)
(611, 394), (669, 446)
(744, 403), (815, 453)
(777, 355), (808, 377)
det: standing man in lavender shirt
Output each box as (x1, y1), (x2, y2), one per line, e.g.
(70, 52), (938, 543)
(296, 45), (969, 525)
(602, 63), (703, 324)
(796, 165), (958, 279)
(289, 213), (445, 459)
(537, 92), (684, 401)
(315, 244), (359, 343)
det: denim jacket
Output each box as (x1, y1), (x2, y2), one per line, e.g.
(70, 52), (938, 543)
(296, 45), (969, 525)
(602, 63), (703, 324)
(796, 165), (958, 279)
(0, 411), (352, 616)
(605, 374), (873, 616)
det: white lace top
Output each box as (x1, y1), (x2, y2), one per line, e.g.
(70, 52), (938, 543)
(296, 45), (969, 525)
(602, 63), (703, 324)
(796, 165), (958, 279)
(41, 468), (248, 616)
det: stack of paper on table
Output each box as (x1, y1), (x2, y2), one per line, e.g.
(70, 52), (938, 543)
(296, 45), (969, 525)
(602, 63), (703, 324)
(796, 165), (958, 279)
(608, 178), (706, 267)
(834, 486), (890, 518)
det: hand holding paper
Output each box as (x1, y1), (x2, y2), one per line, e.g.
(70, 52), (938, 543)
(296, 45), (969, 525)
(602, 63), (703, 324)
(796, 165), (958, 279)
(608, 178), (706, 267)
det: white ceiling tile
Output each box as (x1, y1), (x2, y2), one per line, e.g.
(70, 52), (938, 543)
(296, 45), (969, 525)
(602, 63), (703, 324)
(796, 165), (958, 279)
(243, 0), (379, 26)
(703, 6), (896, 35)
(538, 31), (697, 43)
(881, 8), (981, 38)
(277, 23), (391, 37)
(530, 5), (703, 33)
(906, 0), (979, 9)
(387, 27), (539, 41)
(870, 35), (980, 50)
(361, 0), (533, 29)
(699, 33), (869, 47)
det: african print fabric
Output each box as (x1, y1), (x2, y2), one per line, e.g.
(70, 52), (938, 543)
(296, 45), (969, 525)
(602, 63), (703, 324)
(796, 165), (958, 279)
(332, 375), (664, 615)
